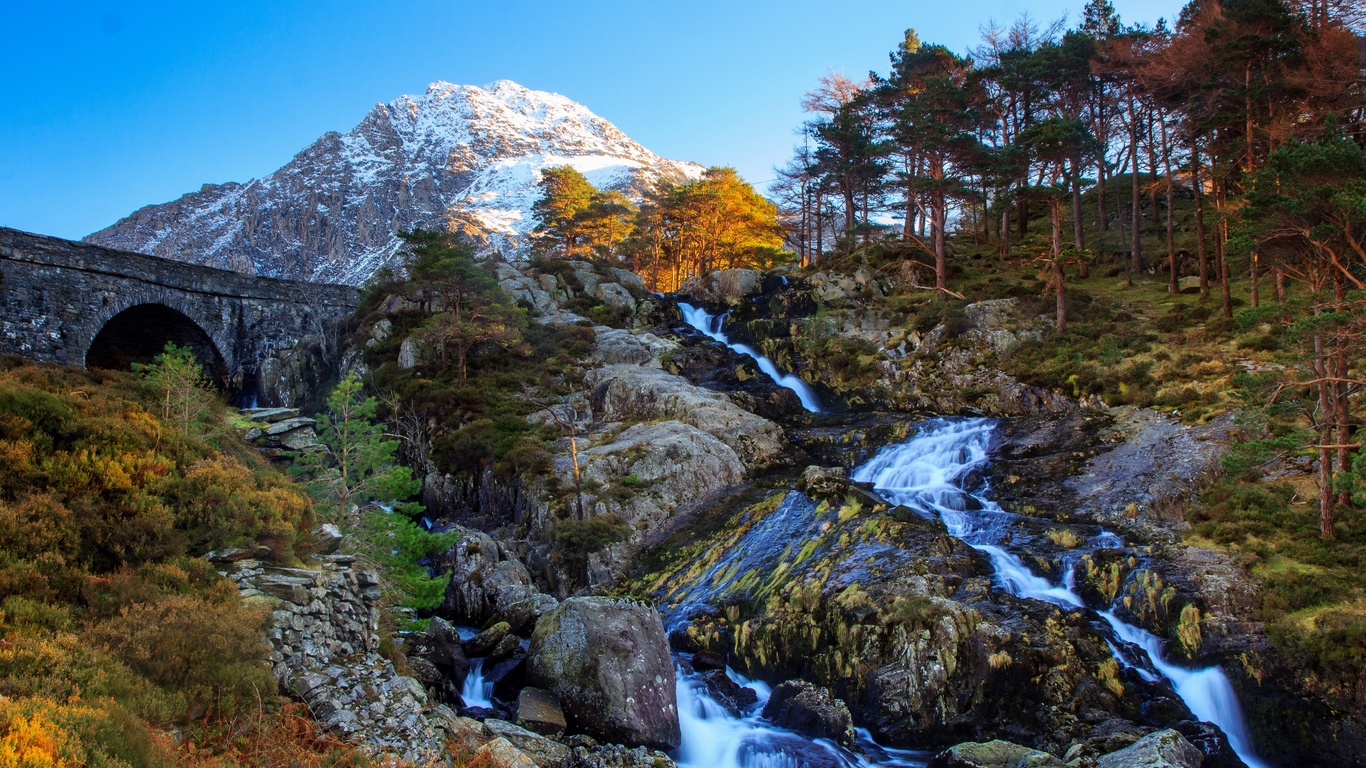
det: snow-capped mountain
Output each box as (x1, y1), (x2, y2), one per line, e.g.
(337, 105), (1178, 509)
(85, 80), (705, 285)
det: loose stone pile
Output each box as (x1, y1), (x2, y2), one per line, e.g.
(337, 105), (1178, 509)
(217, 548), (449, 764)
(240, 406), (323, 453)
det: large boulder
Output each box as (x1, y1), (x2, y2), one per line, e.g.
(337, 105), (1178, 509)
(591, 327), (678, 367)
(555, 420), (747, 588)
(526, 597), (680, 750)
(760, 680), (856, 747)
(571, 421), (744, 520)
(929, 740), (1065, 767)
(586, 364), (783, 469)
(678, 268), (764, 307)
(1093, 729), (1203, 768)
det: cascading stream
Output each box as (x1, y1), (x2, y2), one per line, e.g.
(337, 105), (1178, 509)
(852, 417), (1270, 768)
(678, 302), (823, 413)
(461, 657), (495, 709)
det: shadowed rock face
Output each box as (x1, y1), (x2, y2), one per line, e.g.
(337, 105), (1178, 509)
(85, 80), (704, 285)
(525, 597), (680, 750)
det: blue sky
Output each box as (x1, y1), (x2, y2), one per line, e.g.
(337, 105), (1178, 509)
(2, 0), (1186, 240)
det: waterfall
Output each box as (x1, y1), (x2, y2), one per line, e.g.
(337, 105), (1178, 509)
(1100, 613), (1268, 768)
(852, 418), (1270, 768)
(678, 302), (823, 413)
(462, 657), (495, 709)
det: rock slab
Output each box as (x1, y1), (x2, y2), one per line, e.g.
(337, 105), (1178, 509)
(1094, 729), (1203, 768)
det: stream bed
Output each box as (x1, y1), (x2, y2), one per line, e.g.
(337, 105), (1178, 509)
(663, 303), (1268, 766)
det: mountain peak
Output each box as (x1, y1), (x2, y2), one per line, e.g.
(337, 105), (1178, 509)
(85, 82), (704, 285)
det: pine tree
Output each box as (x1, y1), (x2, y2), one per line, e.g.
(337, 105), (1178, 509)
(401, 229), (498, 315)
(291, 373), (421, 516)
(134, 343), (216, 437)
(876, 33), (984, 294)
(531, 165), (597, 257)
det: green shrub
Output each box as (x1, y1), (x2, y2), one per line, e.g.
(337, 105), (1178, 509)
(551, 514), (632, 561)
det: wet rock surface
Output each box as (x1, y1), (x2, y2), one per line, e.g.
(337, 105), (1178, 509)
(526, 597), (680, 750)
(760, 680), (856, 746)
(693, 669), (758, 717)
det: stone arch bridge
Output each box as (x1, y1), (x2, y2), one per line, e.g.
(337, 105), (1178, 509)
(0, 227), (359, 403)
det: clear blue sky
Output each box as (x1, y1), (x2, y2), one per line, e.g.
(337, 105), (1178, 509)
(1, 0), (1186, 240)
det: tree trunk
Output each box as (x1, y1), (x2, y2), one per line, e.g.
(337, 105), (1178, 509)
(1192, 138), (1209, 299)
(1314, 329), (1337, 538)
(1018, 184), (1029, 238)
(1097, 162), (1109, 233)
(1251, 252), (1260, 308)
(1161, 116), (1176, 293)
(1219, 190), (1233, 318)
(1129, 93), (1143, 280)
(842, 186), (856, 239)
(935, 190), (948, 296)
(1053, 196), (1067, 334)
(1335, 280), (1352, 507)
(1000, 192), (1011, 256)
(904, 178), (916, 241)
(1071, 157), (1085, 252)
(815, 193), (824, 258)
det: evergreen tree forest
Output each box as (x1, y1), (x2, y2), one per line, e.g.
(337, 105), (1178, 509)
(764, 0), (1366, 541)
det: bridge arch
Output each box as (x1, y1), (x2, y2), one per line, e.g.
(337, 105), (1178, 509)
(2, 227), (361, 407)
(85, 302), (230, 388)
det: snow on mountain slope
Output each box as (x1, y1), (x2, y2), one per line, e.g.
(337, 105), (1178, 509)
(85, 80), (704, 285)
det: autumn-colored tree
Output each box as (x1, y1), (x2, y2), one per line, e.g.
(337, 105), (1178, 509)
(628, 168), (789, 291)
(577, 189), (637, 257)
(531, 166), (640, 260)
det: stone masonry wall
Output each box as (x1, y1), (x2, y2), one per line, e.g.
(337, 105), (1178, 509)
(219, 553), (450, 764)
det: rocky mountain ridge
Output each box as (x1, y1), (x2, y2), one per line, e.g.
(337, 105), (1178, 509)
(85, 80), (703, 285)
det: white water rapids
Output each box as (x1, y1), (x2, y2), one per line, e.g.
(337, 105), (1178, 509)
(678, 302), (823, 413)
(462, 657), (495, 709)
(675, 666), (928, 768)
(851, 418), (1270, 768)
